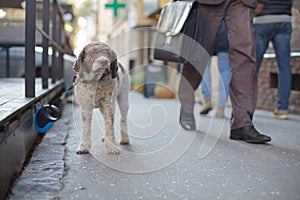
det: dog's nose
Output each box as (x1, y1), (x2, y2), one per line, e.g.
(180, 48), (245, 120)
(93, 56), (109, 72)
(95, 57), (109, 66)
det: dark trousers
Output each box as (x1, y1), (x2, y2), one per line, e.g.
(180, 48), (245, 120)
(179, 0), (257, 129)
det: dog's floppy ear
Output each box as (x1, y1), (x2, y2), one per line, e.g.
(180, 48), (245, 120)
(110, 51), (118, 79)
(73, 49), (85, 73)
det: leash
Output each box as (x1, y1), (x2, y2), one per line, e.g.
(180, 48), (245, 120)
(61, 72), (111, 100)
(59, 75), (78, 100)
(67, 75), (78, 92)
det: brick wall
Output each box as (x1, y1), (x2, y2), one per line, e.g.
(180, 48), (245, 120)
(257, 56), (300, 114)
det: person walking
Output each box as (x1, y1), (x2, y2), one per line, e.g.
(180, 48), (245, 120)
(199, 22), (231, 118)
(254, 0), (293, 119)
(178, 0), (272, 144)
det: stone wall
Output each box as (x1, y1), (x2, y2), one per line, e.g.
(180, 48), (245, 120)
(257, 56), (300, 114)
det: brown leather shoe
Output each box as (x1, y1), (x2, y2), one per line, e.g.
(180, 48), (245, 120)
(272, 109), (288, 119)
(230, 126), (271, 144)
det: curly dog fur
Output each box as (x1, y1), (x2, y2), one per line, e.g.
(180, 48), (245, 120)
(73, 42), (130, 154)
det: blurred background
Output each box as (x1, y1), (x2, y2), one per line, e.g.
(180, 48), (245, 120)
(2, 0), (300, 74)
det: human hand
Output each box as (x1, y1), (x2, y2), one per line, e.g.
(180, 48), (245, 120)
(255, 3), (265, 15)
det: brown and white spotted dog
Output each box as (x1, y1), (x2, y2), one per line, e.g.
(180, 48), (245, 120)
(73, 42), (130, 154)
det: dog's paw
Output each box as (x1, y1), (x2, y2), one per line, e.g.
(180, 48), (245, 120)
(106, 146), (120, 155)
(76, 149), (89, 154)
(119, 137), (129, 145)
(102, 137), (120, 154)
(76, 143), (90, 154)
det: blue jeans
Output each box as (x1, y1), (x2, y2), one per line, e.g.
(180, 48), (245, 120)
(201, 52), (231, 107)
(255, 22), (292, 110)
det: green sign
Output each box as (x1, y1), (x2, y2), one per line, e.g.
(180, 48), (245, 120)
(105, 0), (126, 17)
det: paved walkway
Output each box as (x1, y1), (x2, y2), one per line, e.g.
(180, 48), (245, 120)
(9, 92), (300, 200)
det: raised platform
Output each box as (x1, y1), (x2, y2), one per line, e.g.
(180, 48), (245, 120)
(0, 78), (64, 199)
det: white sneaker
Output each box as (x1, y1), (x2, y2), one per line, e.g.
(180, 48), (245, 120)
(215, 106), (225, 118)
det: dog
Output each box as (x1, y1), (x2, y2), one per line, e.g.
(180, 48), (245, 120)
(73, 42), (130, 154)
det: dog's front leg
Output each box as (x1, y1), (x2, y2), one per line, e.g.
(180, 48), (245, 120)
(100, 102), (120, 154)
(76, 108), (92, 154)
(117, 93), (129, 145)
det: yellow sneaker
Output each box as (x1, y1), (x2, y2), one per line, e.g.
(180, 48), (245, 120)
(200, 99), (212, 115)
(272, 109), (288, 119)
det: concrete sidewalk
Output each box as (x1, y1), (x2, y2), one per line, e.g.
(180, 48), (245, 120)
(9, 92), (300, 200)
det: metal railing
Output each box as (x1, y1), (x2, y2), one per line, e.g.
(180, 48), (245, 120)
(25, 0), (71, 97)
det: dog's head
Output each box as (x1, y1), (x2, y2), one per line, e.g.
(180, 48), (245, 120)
(73, 42), (118, 81)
